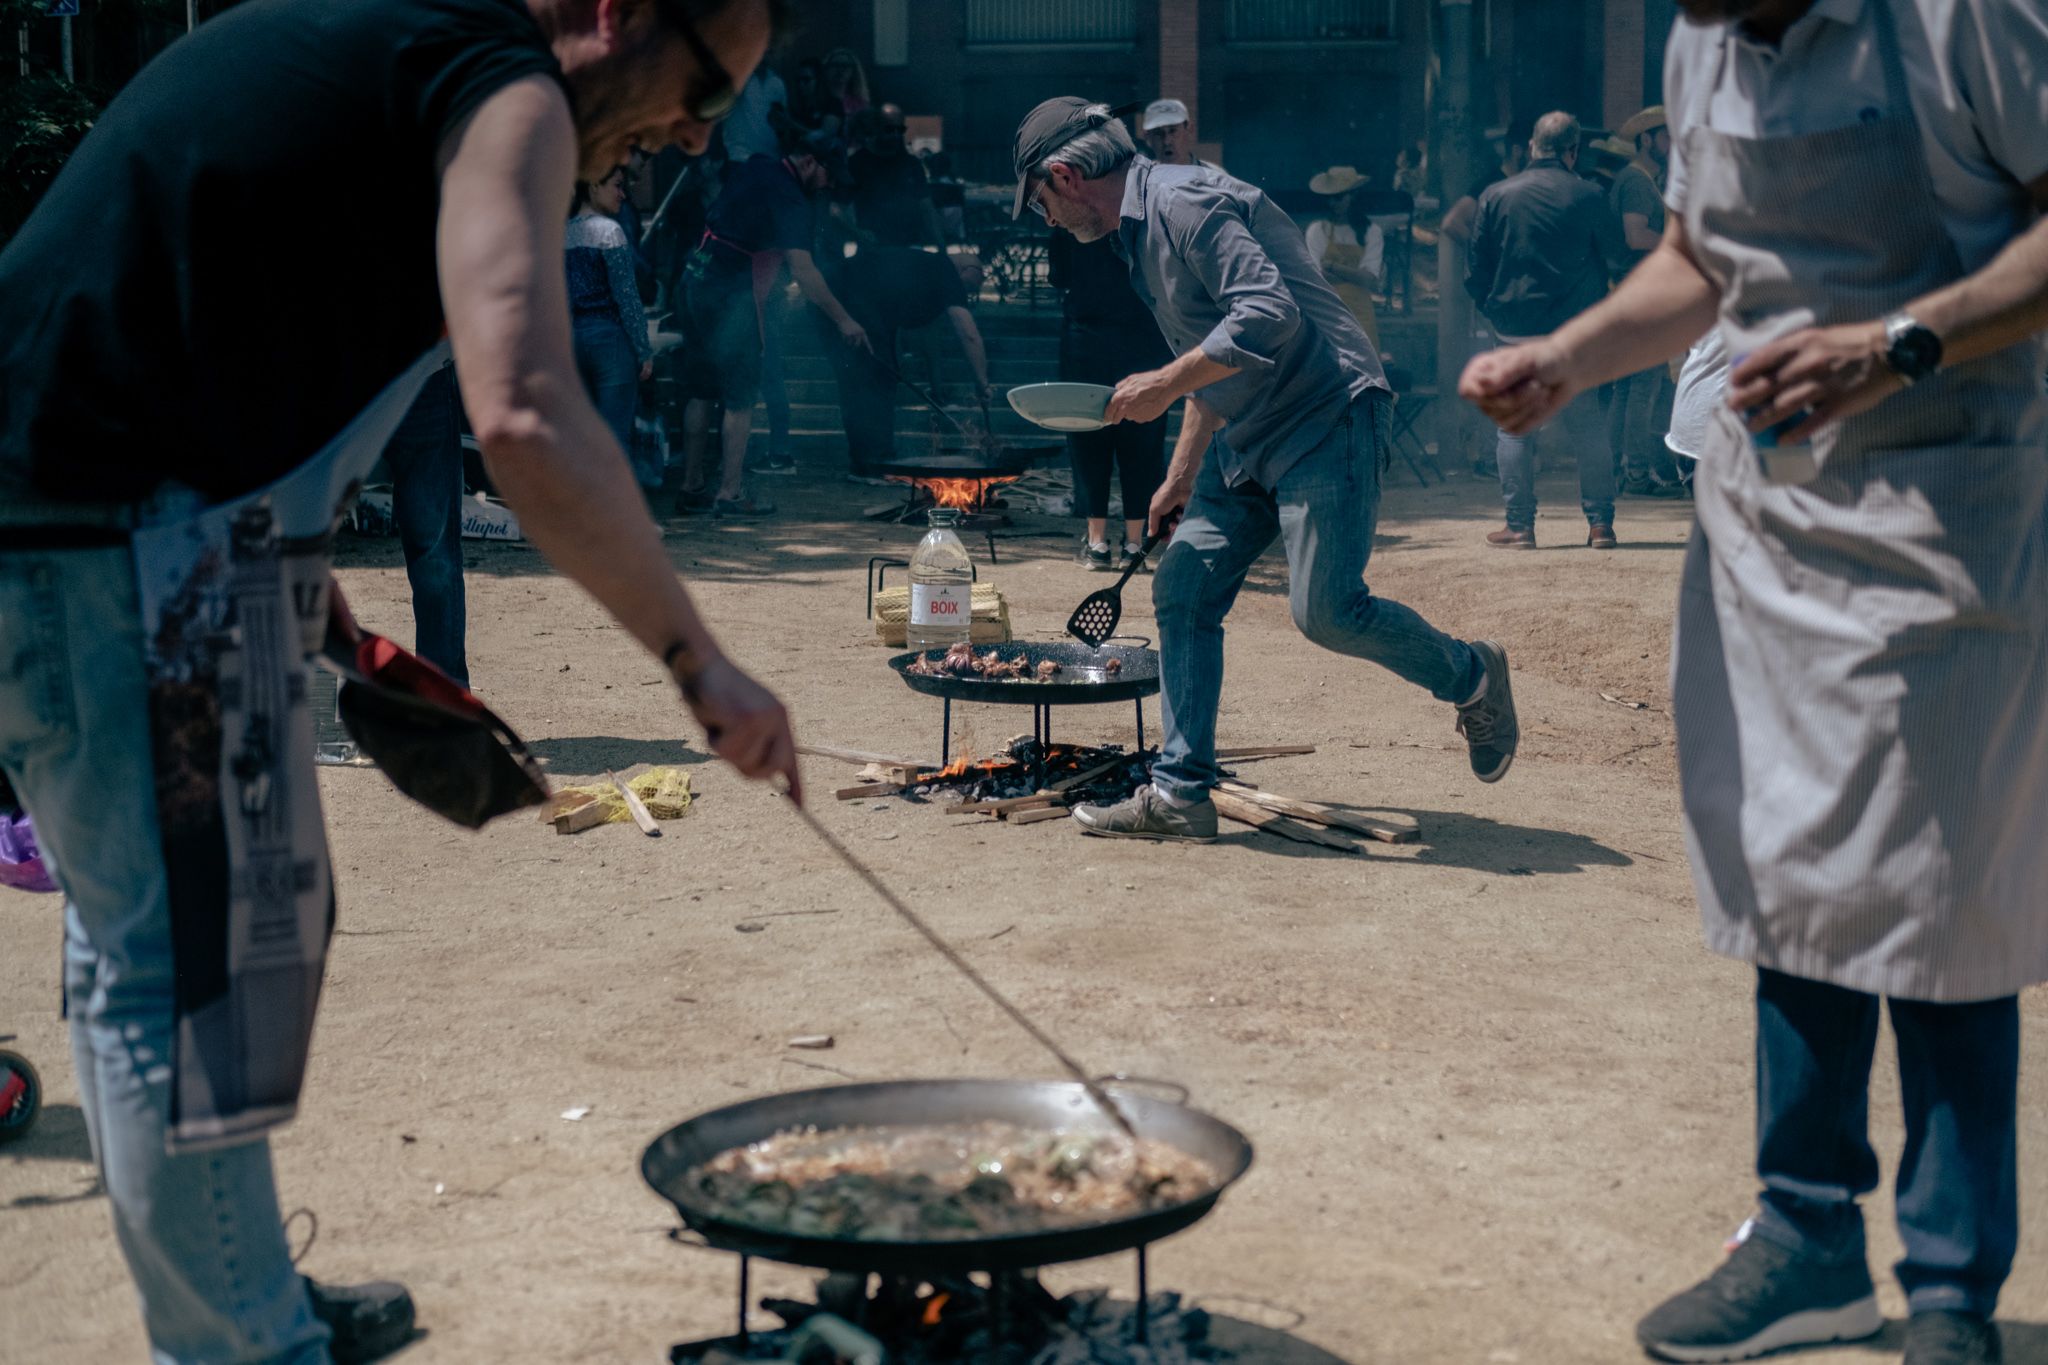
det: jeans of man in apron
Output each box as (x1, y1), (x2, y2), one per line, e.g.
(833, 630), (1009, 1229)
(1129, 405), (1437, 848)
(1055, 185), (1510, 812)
(1667, 0), (2046, 1315)
(1151, 392), (1481, 800)
(0, 546), (330, 1365)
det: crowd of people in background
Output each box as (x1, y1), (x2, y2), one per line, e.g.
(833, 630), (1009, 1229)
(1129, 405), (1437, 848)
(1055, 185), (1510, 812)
(372, 44), (1714, 610)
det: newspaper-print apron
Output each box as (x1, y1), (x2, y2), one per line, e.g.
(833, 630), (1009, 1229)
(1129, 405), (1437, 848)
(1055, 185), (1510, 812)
(137, 345), (448, 1151)
(1671, 0), (2048, 1002)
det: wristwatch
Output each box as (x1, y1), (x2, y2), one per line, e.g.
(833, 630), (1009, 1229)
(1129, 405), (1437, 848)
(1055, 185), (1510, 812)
(1881, 311), (1943, 385)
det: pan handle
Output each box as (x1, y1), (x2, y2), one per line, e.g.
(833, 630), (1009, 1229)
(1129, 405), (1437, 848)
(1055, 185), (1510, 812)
(1093, 1073), (1191, 1107)
(665, 1226), (717, 1251)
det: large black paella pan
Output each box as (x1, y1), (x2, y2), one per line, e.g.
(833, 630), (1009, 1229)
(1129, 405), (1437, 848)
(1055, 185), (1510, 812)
(642, 1078), (1253, 1274)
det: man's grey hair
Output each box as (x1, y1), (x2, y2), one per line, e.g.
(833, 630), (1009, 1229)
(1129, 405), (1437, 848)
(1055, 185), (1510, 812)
(1034, 107), (1138, 181)
(1530, 111), (1581, 160)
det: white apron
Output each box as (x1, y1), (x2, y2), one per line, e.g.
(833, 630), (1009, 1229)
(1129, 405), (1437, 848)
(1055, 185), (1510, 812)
(1671, 0), (2048, 1002)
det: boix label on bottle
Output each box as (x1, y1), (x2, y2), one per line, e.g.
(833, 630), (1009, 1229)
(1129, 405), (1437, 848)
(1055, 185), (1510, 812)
(911, 583), (967, 625)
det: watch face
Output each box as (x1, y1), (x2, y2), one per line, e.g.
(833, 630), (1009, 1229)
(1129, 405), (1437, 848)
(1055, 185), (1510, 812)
(1890, 323), (1942, 379)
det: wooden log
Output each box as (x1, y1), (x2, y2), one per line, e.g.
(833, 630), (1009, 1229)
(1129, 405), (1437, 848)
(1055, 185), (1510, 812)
(1210, 791), (1363, 853)
(1007, 805), (1074, 825)
(799, 742), (936, 769)
(1216, 783), (1418, 844)
(986, 793), (1063, 814)
(607, 771), (663, 837)
(835, 781), (907, 800)
(1214, 744), (1317, 760)
(552, 797), (612, 835)
(1047, 756), (1127, 793)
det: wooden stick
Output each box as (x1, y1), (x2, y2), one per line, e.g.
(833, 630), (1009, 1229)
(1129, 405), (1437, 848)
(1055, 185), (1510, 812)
(1210, 790), (1363, 853)
(800, 742), (936, 769)
(1047, 756), (1126, 793)
(1216, 782), (1419, 843)
(1007, 805), (1073, 825)
(835, 781), (907, 800)
(608, 771), (662, 837)
(1215, 744), (1317, 759)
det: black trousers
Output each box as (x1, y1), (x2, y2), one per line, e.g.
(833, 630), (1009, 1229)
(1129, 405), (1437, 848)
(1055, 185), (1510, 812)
(1063, 323), (1169, 524)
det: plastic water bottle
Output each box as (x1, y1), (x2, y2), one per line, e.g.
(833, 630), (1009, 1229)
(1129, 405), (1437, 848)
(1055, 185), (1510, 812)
(907, 507), (973, 651)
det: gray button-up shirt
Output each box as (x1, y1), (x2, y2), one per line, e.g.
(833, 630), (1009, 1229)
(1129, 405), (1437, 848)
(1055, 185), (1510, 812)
(1116, 158), (1387, 489)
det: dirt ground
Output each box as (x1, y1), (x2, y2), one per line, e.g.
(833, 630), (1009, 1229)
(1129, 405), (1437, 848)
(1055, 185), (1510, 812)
(4, 464), (2044, 1365)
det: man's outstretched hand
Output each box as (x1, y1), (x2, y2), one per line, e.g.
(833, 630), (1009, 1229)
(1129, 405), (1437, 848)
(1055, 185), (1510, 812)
(677, 655), (802, 804)
(1459, 339), (1579, 436)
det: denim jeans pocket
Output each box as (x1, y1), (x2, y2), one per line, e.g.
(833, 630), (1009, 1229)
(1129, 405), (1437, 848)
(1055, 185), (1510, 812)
(0, 559), (78, 759)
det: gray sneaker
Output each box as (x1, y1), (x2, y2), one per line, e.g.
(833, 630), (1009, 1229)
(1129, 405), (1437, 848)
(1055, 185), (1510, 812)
(1456, 640), (1519, 783)
(1071, 786), (1218, 842)
(1636, 1231), (1880, 1362)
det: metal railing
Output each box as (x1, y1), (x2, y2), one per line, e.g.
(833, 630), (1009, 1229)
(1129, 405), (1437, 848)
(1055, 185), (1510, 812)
(964, 0), (1137, 45)
(1225, 0), (1395, 42)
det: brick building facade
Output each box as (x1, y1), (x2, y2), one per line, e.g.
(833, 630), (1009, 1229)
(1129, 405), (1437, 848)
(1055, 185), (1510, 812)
(791, 0), (1679, 196)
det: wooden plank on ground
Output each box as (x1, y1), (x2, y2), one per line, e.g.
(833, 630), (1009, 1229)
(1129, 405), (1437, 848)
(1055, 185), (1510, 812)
(835, 781), (907, 800)
(1214, 744), (1317, 760)
(1007, 805), (1074, 825)
(800, 742), (936, 769)
(1216, 783), (1418, 844)
(1210, 791), (1362, 853)
(1047, 757), (1126, 793)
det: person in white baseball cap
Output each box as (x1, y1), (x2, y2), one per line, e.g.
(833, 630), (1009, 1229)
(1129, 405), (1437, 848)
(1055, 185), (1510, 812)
(1139, 97), (1196, 165)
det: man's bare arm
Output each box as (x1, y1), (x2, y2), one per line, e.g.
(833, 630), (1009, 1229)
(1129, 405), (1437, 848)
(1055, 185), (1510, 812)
(1622, 212), (1660, 253)
(946, 306), (990, 395)
(786, 248), (870, 350)
(1148, 395), (1226, 537)
(435, 76), (799, 793)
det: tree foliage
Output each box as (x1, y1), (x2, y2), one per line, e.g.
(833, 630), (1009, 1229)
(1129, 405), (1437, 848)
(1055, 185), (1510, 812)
(1, 75), (102, 245)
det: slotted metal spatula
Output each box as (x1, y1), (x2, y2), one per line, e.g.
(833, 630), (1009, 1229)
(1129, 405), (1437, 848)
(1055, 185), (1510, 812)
(1065, 533), (1164, 647)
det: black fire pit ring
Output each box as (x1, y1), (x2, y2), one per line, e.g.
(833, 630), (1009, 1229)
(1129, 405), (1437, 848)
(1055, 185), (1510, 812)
(888, 639), (1160, 763)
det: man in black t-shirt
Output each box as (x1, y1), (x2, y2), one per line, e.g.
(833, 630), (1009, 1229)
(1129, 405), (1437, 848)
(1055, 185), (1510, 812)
(677, 150), (870, 516)
(843, 104), (948, 249)
(0, 0), (798, 1359)
(823, 247), (992, 477)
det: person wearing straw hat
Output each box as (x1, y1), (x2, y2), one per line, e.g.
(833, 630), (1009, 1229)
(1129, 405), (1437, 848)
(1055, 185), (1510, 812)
(1608, 105), (1684, 497)
(1011, 97), (1520, 843)
(1306, 165), (1384, 347)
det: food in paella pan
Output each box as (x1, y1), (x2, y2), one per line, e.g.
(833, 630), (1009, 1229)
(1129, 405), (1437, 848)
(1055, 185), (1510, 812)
(906, 643), (1063, 682)
(686, 1121), (1220, 1241)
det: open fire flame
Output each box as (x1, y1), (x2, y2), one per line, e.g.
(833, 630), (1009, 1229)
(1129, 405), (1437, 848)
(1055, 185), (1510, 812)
(894, 474), (1021, 511)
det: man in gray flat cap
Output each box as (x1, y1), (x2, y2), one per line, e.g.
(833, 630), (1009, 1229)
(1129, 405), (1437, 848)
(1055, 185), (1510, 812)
(1011, 96), (1518, 842)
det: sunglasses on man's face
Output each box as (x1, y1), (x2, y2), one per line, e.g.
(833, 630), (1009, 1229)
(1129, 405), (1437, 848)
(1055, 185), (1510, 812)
(1026, 179), (1049, 220)
(651, 0), (739, 123)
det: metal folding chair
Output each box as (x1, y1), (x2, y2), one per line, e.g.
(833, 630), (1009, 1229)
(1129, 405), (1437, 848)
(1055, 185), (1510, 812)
(1383, 366), (1446, 486)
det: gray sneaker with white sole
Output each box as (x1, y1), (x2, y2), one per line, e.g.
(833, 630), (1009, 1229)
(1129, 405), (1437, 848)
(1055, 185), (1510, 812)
(1071, 786), (1218, 842)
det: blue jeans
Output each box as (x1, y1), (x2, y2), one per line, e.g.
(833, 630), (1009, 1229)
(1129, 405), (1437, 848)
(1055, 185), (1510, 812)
(381, 363), (468, 685)
(1151, 393), (1482, 801)
(1609, 362), (1677, 484)
(572, 315), (646, 483)
(1751, 967), (2018, 1318)
(0, 546), (330, 1365)
(1495, 386), (1615, 531)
